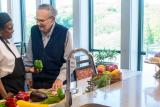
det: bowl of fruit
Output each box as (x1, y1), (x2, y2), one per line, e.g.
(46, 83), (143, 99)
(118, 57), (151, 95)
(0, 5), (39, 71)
(96, 64), (122, 84)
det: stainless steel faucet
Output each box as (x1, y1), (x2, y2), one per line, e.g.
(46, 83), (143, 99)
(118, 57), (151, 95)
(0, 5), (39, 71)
(65, 48), (97, 107)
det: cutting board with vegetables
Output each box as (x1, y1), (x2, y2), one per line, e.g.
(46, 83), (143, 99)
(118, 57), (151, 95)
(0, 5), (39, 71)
(0, 88), (65, 107)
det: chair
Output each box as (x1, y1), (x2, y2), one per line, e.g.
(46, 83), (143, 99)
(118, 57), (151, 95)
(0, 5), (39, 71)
(74, 52), (97, 80)
(69, 48), (97, 92)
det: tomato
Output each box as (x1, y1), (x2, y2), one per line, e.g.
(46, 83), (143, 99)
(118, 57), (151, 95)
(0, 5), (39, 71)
(16, 91), (29, 101)
(5, 97), (17, 107)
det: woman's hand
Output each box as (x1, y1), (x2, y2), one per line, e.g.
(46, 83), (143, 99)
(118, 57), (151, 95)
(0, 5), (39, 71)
(6, 92), (14, 99)
(0, 79), (8, 99)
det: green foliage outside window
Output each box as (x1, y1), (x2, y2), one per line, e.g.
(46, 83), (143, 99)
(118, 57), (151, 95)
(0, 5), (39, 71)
(144, 1), (160, 52)
(145, 23), (154, 46)
(144, 22), (160, 51)
(93, 49), (118, 64)
(56, 15), (72, 28)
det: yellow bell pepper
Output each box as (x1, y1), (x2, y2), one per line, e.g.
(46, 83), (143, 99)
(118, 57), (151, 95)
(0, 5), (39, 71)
(17, 100), (48, 107)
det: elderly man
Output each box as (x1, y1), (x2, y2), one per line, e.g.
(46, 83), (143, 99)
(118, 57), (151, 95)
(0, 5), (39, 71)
(24, 4), (75, 90)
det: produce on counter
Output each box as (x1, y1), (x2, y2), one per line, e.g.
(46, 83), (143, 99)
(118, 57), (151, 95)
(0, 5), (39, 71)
(149, 57), (160, 63)
(34, 59), (43, 71)
(97, 64), (120, 75)
(30, 90), (48, 102)
(0, 103), (6, 107)
(106, 64), (118, 72)
(57, 88), (65, 100)
(30, 88), (65, 104)
(1, 88), (65, 107)
(5, 97), (17, 107)
(91, 73), (111, 88)
(93, 64), (121, 88)
(155, 52), (160, 57)
(95, 75), (108, 88)
(97, 65), (106, 74)
(41, 96), (61, 104)
(97, 64), (118, 74)
(17, 100), (48, 107)
(16, 91), (29, 101)
(42, 88), (65, 104)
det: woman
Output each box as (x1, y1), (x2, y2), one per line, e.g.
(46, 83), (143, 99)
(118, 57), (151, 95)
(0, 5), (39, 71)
(0, 12), (25, 99)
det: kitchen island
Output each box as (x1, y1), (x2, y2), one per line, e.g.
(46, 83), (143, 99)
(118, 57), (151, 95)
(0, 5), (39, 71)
(53, 69), (160, 107)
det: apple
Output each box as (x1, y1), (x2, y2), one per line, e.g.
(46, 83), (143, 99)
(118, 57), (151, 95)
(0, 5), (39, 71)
(97, 65), (106, 74)
(106, 65), (110, 71)
(107, 65), (114, 72)
(112, 64), (118, 69)
(155, 52), (160, 57)
(106, 64), (118, 72)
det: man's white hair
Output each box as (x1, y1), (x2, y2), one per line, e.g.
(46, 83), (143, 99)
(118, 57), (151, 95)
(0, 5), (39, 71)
(38, 4), (57, 17)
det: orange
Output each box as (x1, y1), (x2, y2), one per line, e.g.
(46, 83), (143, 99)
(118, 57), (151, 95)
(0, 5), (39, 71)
(111, 69), (120, 76)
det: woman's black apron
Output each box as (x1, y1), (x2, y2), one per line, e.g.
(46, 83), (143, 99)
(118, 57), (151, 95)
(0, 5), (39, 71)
(0, 37), (25, 95)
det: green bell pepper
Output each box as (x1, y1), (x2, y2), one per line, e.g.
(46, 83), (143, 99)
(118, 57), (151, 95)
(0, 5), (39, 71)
(34, 60), (43, 71)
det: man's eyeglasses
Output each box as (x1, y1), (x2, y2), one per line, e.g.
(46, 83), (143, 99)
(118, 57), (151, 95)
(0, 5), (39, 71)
(34, 16), (52, 23)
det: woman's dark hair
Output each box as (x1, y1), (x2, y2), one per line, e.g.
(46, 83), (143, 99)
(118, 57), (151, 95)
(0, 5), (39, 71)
(0, 12), (11, 29)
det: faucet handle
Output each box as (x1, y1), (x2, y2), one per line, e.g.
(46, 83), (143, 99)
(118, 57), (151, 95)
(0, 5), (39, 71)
(65, 90), (72, 107)
(69, 92), (72, 106)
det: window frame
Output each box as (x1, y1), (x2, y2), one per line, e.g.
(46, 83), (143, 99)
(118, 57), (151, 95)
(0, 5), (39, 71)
(137, 0), (145, 70)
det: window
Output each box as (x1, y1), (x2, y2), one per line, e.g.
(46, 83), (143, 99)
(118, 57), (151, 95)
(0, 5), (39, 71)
(55, 0), (73, 34)
(41, 0), (50, 4)
(11, 0), (22, 43)
(25, 0), (36, 43)
(142, 0), (160, 71)
(143, 0), (160, 55)
(90, 0), (121, 66)
(92, 0), (121, 50)
(0, 0), (7, 12)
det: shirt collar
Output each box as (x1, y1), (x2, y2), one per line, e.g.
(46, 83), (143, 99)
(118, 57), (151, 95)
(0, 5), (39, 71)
(0, 35), (10, 44)
(41, 22), (55, 38)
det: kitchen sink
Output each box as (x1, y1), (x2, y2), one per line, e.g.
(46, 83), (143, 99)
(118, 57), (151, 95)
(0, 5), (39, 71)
(80, 103), (110, 107)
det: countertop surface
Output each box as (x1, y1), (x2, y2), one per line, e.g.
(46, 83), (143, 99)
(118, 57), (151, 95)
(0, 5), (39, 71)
(54, 69), (160, 107)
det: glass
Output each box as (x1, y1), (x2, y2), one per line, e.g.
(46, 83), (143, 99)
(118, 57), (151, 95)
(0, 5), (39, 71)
(143, 0), (160, 70)
(41, 0), (50, 4)
(0, 0), (7, 12)
(93, 0), (121, 50)
(25, 0), (36, 44)
(56, 0), (73, 35)
(143, 0), (160, 52)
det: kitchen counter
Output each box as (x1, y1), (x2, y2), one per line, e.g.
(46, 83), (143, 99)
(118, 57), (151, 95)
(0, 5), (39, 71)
(54, 69), (160, 107)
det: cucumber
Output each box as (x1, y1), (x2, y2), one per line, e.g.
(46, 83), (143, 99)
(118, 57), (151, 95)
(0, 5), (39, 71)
(41, 96), (61, 104)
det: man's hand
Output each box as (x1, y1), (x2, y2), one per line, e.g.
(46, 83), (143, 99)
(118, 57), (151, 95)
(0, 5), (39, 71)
(25, 67), (41, 73)
(25, 67), (34, 73)
(52, 79), (63, 91)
